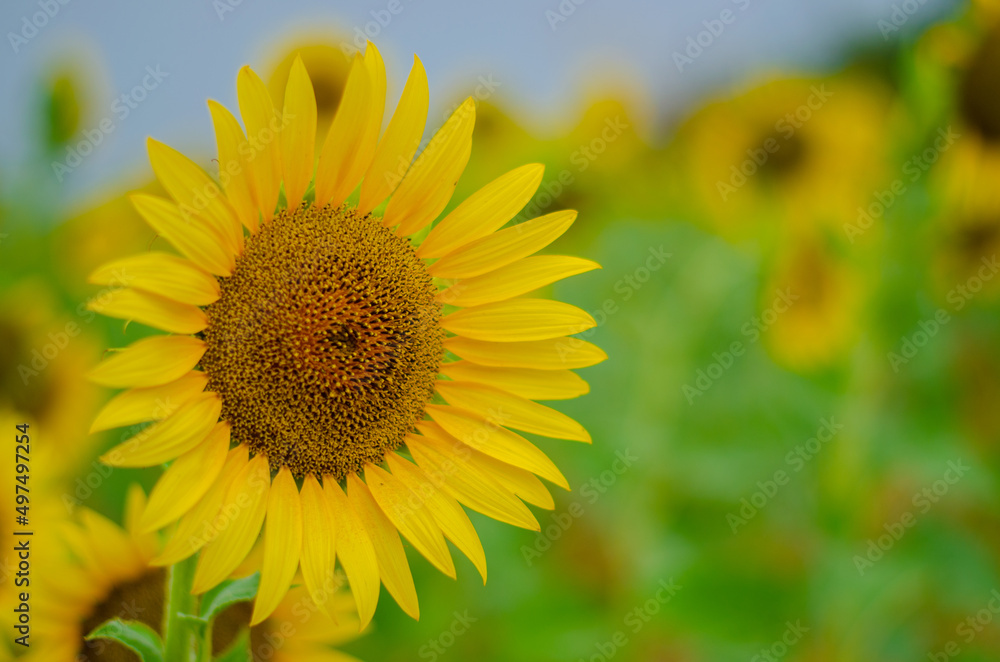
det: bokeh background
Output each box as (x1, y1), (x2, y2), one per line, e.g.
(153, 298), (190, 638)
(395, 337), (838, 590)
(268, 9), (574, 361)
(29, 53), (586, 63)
(6, 0), (1000, 660)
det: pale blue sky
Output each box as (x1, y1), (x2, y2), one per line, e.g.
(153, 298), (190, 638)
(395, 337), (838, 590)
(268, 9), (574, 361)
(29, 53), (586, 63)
(0, 0), (958, 206)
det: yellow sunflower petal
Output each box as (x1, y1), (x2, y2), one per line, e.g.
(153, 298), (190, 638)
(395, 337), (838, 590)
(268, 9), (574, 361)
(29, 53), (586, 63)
(146, 138), (243, 252)
(208, 99), (259, 232)
(435, 381), (590, 442)
(237, 66), (282, 223)
(153, 446), (247, 566)
(59, 522), (109, 580)
(406, 433), (539, 531)
(125, 485), (160, 558)
(192, 453), (270, 593)
(90, 371), (209, 433)
(87, 287), (208, 334)
(428, 210), (576, 279)
(357, 55), (429, 216)
(252, 467), (303, 625)
(324, 480), (380, 631)
(140, 422), (231, 531)
(382, 97), (475, 236)
(281, 56), (317, 208)
(100, 392), (221, 468)
(437, 255), (599, 308)
(364, 463), (456, 579)
(88, 336), (205, 388)
(89, 252), (220, 306)
(80, 508), (141, 569)
(444, 335), (607, 369)
(425, 405), (568, 489)
(442, 298), (595, 342)
(299, 475), (339, 617)
(417, 164), (545, 259)
(345, 474), (419, 620)
(385, 453), (487, 583)
(314, 46), (384, 208)
(124, 484), (147, 537)
(439, 362), (588, 401)
(130, 194), (235, 276)
(467, 450), (554, 510)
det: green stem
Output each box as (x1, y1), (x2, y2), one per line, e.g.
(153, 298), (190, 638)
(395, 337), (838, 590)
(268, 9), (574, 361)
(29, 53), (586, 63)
(162, 555), (198, 662)
(199, 619), (214, 662)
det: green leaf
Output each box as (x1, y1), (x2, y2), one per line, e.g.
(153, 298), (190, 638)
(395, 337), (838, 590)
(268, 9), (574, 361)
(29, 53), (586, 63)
(213, 627), (251, 662)
(177, 612), (209, 628)
(85, 619), (164, 662)
(199, 572), (260, 622)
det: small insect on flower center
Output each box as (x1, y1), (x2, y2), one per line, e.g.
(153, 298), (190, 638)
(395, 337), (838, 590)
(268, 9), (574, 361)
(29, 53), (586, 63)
(200, 204), (443, 480)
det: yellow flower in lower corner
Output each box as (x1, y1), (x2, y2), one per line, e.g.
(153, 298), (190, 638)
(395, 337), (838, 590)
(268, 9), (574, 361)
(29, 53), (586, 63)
(29, 486), (361, 662)
(87, 41), (605, 629)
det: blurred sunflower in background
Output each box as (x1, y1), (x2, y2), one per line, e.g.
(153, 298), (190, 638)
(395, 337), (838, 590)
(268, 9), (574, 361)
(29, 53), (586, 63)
(265, 38), (351, 141)
(86, 41), (604, 628)
(923, 6), (1000, 305)
(671, 74), (894, 245)
(0, 281), (100, 476)
(29, 485), (362, 662)
(761, 229), (865, 372)
(50, 182), (167, 300)
(456, 96), (656, 252)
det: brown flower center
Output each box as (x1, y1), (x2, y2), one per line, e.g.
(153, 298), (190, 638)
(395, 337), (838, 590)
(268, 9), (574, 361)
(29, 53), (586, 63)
(960, 25), (1000, 142)
(200, 203), (443, 480)
(77, 568), (166, 662)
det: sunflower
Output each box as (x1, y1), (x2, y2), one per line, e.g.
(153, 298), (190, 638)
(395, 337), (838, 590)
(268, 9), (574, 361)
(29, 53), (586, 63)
(921, 11), (1000, 304)
(928, 138), (1000, 304)
(29, 486), (362, 662)
(87, 41), (604, 629)
(672, 74), (893, 243)
(0, 280), (101, 478)
(761, 230), (864, 371)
